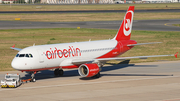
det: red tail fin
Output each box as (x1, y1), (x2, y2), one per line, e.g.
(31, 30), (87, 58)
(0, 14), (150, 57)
(114, 6), (134, 41)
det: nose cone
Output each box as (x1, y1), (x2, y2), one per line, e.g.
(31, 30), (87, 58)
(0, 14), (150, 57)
(11, 58), (20, 70)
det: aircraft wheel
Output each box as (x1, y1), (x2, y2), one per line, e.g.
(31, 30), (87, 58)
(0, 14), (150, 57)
(54, 69), (59, 76)
(33, 78), (36, 82)
(58, 69), (64, 76)
(31, 77), (36, 82)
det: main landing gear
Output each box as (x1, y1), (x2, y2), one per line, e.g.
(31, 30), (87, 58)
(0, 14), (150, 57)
(54, 69), (64, 77)
(31, 72), (36, 82)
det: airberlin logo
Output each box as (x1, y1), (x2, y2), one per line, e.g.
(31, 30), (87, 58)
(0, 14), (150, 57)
(125, 19), (131, 31)
(90, 68), (99, 72)
(123, 11), (133, 36)
(45, 46), (81, 60)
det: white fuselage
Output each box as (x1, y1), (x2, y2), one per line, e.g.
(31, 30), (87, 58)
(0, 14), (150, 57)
(11, 39), (118, 71)
(11, 6), (135, 73)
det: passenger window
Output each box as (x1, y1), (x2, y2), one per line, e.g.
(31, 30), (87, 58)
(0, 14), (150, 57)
(26, 54), (29, 57)
(19, 54), (25, 57)
(29, 54), (33, 58)
(16, 54), (19, 57)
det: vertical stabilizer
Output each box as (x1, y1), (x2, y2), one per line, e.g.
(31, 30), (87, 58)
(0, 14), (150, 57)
(113, 6), (134, 41)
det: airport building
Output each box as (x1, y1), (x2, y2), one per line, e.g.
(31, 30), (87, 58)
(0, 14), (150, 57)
(1, 0), (16, 3)
(118, 0), (179, 3)
(41, 0), (179, 4)
(142, 0), (179, 3)
(0, 0), (179, 4)
(41, 0), (113, 4)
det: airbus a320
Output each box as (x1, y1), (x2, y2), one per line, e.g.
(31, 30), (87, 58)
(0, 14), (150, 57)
(11, 6), (178, 82)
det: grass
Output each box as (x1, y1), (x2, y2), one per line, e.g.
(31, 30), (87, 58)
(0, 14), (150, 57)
(0, 12), (180, 22)
(0, 28), (179, 71)
(173, 24), (180, 27)
(0, 3), (180, 11)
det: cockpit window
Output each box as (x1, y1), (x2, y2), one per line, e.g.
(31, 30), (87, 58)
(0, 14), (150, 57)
(19, 54), (25, 57)
(25, 54), (29, 57)
(29, 54), (33, 57)
(16, 54), (19, 57)
(17, 54), (33, 58)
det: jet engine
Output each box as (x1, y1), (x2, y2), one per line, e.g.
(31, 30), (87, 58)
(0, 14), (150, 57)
(78, 63), (99, 77)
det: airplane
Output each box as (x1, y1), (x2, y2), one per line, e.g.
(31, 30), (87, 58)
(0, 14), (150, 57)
(11, 6), (178, 82)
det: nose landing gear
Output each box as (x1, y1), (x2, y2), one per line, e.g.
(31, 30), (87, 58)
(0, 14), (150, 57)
(26, 69), (64, 82)
(31, 71), (37, 82)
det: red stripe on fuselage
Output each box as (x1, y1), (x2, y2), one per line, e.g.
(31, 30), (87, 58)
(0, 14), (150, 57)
(20, 65), (79, 72)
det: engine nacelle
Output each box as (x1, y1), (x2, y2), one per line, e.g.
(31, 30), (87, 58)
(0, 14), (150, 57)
(78, 63), (99, 77)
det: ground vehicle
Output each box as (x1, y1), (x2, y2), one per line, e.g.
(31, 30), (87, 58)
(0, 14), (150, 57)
(1, 74), (21, 88)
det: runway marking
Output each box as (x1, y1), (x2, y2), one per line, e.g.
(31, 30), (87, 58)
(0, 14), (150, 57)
(0, 75), (179, 92)
(164, 23), (173, 27)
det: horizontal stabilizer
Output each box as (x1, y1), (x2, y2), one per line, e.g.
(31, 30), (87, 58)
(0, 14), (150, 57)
(127, 42), (162, 46)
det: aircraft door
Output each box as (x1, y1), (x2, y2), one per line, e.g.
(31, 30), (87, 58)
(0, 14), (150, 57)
(37, 49), (44, 63)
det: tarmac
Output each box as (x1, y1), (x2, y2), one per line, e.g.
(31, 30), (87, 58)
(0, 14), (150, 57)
(0, 19), (180, 31)
(0, 9), (180, 100)
(0, 60), (180, 101)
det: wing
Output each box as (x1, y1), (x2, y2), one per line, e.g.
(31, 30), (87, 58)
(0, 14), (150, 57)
(96, 53), (177, 61)
(10, 44), (22, 51)
(127, 42), (162, 46)
(72, 52), (178, 64)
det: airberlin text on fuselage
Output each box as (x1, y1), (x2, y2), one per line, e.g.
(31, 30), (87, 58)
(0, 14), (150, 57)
(46, 46), (81, 60)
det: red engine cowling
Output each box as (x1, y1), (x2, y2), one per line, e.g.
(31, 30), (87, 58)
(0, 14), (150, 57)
(78, 63), (99, 77)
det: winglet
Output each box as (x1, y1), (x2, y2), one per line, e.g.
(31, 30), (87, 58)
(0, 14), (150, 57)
(174, 52), (178, 58)
(10, 44), (22, 51)
(12, 44), (15, 48)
